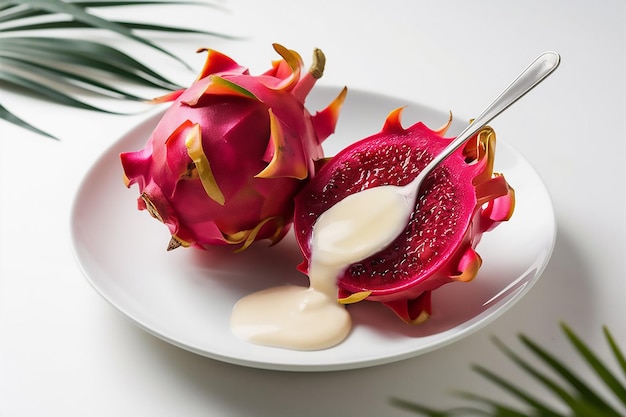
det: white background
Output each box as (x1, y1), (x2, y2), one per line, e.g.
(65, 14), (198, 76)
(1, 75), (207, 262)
(1, 0), (625, 415)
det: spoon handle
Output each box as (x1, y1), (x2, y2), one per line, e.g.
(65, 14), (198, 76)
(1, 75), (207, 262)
(424, 51), (561, 173)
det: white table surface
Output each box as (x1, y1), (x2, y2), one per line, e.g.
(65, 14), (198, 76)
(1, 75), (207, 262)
(1, 0), (625, 415)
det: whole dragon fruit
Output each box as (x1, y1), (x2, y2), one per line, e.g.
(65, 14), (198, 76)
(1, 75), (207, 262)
(293, 108), (515, 323)
(120, 44), (347, 251)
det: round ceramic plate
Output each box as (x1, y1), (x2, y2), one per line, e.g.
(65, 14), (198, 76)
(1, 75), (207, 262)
(70, 87), (556, 372)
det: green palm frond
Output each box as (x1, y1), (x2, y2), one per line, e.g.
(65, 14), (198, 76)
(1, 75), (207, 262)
(0, 0), (235, 139)
(391, 323), (626, 417)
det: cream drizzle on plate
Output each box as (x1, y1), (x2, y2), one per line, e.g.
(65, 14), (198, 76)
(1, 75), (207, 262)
(230, 185), (414, 350)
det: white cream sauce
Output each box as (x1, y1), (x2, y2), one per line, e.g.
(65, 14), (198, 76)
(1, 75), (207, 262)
(230, 185), (414, 350)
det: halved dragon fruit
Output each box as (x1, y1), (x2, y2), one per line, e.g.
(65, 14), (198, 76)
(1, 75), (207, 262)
(293, 108), (515, 323)
(120, 44), (347, 251)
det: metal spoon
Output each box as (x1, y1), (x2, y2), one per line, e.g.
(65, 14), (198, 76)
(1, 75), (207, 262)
(310, 51), (560, 267)
(400, 51), (561, 204)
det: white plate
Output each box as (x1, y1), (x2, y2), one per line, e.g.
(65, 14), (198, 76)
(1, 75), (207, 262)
(70, 87), (556, 372)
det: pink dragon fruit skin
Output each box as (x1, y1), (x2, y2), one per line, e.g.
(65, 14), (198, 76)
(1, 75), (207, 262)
(120, 44), (347, 251)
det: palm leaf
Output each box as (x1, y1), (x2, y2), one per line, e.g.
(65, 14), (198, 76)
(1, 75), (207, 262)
(0, 0), (234, 140)
(517, 331), (622, 415)
(5, 0), (189, 67)
(1, 37), (181, 89)
(391, 323), (626, 417)
(2, 55), (146, 100)
(1, 19), (229, 37)
(562, 325), (626, 409)
(0, 68), (126, 113)
(605, 327), (626, 380)
(0, 102), (57, 139)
